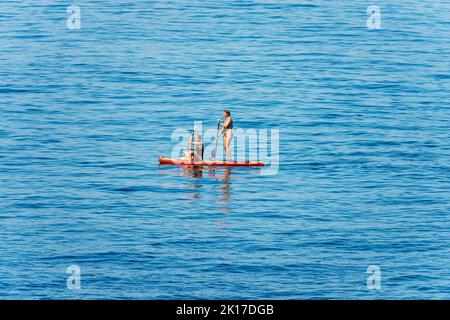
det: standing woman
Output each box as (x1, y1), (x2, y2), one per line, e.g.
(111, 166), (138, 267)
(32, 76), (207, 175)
(217, 109), (233, 161)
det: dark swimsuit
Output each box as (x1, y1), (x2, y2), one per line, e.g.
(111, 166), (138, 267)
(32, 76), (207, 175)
(224, 118), (233, 129)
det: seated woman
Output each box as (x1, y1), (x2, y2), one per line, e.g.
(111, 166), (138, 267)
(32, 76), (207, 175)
(183, 133), (204, 162)
(190, 134), (204, 162)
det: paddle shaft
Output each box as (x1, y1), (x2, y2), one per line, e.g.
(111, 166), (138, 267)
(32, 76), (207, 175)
(213, 120), (220, 159)
(187, 130), (194, 160)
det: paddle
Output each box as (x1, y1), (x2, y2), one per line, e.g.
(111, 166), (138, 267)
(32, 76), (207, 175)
(186, 130), (194, 161)
(211, 119), (221, 160)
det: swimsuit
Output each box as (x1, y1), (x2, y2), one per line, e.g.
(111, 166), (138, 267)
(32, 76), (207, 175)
(225, 119), (233, 129)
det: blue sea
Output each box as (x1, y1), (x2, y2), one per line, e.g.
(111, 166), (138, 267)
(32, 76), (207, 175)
(1, 0), (449, 299)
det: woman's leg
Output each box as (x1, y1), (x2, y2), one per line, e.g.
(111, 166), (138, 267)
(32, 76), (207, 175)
(224, 129), (233, 161)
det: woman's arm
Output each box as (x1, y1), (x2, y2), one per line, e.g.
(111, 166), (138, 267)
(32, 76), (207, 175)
(217, 127), (224, 138)
(217, 118), (230, 137)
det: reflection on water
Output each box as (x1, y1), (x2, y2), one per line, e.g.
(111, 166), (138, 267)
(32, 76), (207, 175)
(179, 166), (233, 213)
(214, 167), (232, 213)
(182, 166), (203, 200)
(182, 165), (204, 179)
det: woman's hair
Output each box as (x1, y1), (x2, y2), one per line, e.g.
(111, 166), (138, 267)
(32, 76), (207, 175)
(224, 109), (231, 116)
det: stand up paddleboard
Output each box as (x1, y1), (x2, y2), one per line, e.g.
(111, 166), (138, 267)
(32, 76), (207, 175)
(159, 157), (264, 167)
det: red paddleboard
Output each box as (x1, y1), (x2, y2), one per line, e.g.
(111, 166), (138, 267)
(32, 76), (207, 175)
(159, 157), (264, 167)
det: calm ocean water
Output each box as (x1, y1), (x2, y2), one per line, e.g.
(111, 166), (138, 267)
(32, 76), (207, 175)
(1, 0), (449, 299)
